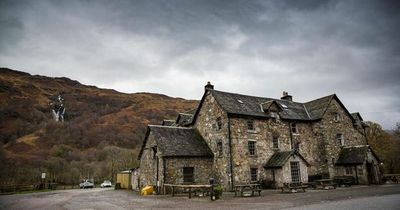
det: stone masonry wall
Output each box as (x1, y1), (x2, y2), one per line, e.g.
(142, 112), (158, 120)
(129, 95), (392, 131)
(194, 91), (232, 190)
(164, 157), (213, 185)
(318, 98), (366, 177)
(139, 133), (161, 187)
(229, 116), (292, 184)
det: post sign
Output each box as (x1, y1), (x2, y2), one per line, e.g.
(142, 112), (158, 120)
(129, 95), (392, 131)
(41, 173), (46, 179)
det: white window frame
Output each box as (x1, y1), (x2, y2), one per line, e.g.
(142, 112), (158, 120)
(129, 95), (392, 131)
(336, 133), (344, 146)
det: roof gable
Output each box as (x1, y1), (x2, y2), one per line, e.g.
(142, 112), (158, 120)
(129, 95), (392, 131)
(138, 125), (213, 159)
(264, 150), (309, 168)
(336, 145), (380, 165)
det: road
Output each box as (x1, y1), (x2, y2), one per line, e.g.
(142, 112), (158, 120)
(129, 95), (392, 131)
(0, 184), (399, 210)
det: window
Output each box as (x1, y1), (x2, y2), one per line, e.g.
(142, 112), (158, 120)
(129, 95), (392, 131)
(183, 167), (194, 183)
(152, 146), (157, 159)
(272, 136), (279, 149)
(345, 166), (353, 175)
(294, 142), (300, 151)
(291, 123), (297, 133)
(334, 112), (341, 122)
(336, 133), (344, 146)
(216, 117), (222, 130)
(250, 168), (258, 182)
(248, 141), (256, 156)
(217, 142), (223, 157)
(247, 120), (254, 131)
(357, 166), (363, 175)
(290, 162), (301, 183)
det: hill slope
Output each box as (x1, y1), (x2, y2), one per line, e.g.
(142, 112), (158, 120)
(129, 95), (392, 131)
(0, 68), (198, 184)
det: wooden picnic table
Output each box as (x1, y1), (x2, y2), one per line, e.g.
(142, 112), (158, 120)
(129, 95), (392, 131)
(233, 184), (262, 197)
(314, 179), (336, 189)
(163, 184), (213, 199)
(281, 182), (308, 193)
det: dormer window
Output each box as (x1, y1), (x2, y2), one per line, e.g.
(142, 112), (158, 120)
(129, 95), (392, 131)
(334, 112), (341, 122)
(291, 123), (297, 133)
(247, 120), (255, 131)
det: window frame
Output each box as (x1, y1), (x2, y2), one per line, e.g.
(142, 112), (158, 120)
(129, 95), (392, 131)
(272, 136), (279, 149)
(334, 112), (341, 122)
(248, 140), (256, 156)
(290, 161), (301, 183)
(216, 117), (222, 130)
(345, 166), (353, 175)
(217, 141), (223, 157)
(183, 167), (194, 183)
(336, 133), (344, 146)
(247, 119), (255, 131)
(291, 122), (297, 133)
(250, 167), (258, 182)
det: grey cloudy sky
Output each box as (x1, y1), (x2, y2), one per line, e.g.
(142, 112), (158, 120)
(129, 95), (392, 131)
(1, 0), (399, 129)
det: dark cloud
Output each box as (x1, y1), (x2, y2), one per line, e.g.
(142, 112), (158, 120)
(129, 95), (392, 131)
(0, 0), (399, 128)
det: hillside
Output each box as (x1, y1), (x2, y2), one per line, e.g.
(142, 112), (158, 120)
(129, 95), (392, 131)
(0, 68), (198, 185)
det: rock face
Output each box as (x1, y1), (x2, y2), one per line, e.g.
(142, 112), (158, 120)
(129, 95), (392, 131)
(139, 83), (378, 191)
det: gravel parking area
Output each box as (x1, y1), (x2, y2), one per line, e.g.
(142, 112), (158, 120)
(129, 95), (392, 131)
(0, 184), (399, 210)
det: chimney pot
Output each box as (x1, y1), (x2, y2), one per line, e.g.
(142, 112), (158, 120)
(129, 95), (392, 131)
(205, 81), (214, 91)
(281, 91), (293, 101)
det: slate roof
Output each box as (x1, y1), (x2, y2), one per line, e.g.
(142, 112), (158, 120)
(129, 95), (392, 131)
(142, 125), (213, 158)
(176, 113), (194, 126)
(161, 120), (176, 126)
(336, 146), (373, 165)
(351, 112), (364, 122)
(210, 90), (341, 121)
(264, 150), (309, 168)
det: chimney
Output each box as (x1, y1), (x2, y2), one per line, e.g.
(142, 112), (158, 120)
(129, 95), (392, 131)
(281, 91), (292, 101)
(205, 81), (214, 91)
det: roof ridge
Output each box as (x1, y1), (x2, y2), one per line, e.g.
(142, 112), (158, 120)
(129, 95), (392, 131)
(304, 94), (336, 104)
(212, 89), (304, 104)
(148, 125), (193, 129)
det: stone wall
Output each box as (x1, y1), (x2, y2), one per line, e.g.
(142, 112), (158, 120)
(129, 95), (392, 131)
(317, 98), (367, 177)
(139, 133), (161, 187)
(229, 116), (292, 184)
(194, 91), (232, 189)
(164, 157), (213, 185)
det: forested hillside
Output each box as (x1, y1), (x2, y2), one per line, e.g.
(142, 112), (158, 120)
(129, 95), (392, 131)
(0, 68), (198, 185)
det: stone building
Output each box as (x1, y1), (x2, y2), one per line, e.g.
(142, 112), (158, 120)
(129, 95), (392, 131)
(138, 82), (381, 191)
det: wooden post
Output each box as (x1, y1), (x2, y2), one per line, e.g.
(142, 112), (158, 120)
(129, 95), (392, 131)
(172, 186), (175, 197)
(188, 187), (192, 199)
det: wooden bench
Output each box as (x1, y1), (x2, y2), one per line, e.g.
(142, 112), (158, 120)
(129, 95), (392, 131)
(314, 179), (337, 189)
(163, 184), (213, 199)
(281, 182), (307, 193)
(334, 176), (355, 187)
(234, 184), (262, 197)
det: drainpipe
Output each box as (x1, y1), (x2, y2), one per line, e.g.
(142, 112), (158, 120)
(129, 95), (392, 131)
(228, 115), (234, 191)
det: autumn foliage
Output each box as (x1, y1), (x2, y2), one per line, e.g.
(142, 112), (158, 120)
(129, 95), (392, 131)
(0, 68), (198, 185)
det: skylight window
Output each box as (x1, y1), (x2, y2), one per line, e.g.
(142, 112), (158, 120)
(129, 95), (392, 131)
(281, 104), (288, 109)
(237, 99), (244, 104)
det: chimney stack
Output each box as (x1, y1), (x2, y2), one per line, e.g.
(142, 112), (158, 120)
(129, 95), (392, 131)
(205, 81), (214, 91)
(281, 91), (292, 101)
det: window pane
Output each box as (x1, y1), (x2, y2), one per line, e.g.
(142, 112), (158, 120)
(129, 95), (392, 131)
(247, 120), (254, 130)
(290, 162), (301, 183)
(248, 141), (256, 155)
(217, 142), (223, 157)
(250, 168), (258, 181)
(183, 167), (194, 183)
(273, 136), (279, 149)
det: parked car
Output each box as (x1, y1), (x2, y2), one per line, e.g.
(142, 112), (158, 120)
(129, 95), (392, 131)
(79, 179), (94, 189)
(100, 180), (112, 188)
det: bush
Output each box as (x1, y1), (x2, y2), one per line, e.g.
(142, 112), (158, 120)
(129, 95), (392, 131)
(213, 185), (223, 200)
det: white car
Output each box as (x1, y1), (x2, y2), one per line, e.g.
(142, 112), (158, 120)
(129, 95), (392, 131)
(100, 180), (112, 188)
(79, 179), (94, 189)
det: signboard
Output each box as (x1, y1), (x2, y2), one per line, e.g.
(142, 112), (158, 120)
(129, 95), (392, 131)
(41, 173), (46, 179)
